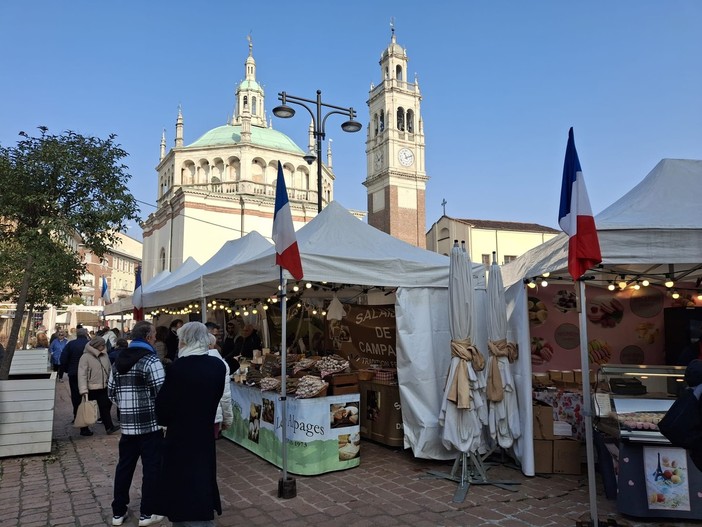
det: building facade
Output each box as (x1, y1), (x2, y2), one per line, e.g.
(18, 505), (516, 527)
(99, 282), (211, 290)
(79, 232), (142, 306)
(426, 216), (559, 266)
(141, 41), (337, 282)
(364, 30), (428, 248)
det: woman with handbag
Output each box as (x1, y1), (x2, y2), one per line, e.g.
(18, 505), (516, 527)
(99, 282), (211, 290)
(78, 336), (120, 436)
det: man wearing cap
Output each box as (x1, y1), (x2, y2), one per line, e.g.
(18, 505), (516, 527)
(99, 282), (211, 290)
(61, 327), (90, 422)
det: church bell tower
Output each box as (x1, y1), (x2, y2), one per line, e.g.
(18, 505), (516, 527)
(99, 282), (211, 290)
(364, 27), (428, 247)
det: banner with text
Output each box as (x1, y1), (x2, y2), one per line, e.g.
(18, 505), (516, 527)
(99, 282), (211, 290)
(326, 304), (396, 369)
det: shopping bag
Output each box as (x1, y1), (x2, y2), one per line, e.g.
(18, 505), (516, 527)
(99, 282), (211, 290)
(658, 384), (702, 449)
(74, 395), (98, 428)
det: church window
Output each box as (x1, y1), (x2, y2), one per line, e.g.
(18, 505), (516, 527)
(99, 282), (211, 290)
(379, 110), (385, 132)
(160, 248), (166, 272)
(243, 96), (248, 109)
(396, 65), (403, 81)
(407, 110), (414, 133)
(385, 66), (389, 79)
(397, 107), (405, 131)
(373, 114), (378, 136)
(252, 97), (257, 115)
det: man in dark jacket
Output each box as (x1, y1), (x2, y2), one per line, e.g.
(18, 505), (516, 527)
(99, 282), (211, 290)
(61, 327), (89, 421)
(108, 321), (166, 527)
(164, 319), (183, 361)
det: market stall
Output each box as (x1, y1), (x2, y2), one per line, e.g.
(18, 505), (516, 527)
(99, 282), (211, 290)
(144, 201), (488, 461)
(502, 157), (702, 494)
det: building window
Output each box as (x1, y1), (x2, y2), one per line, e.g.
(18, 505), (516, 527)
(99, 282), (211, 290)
(407, 109), (414, 133)
(482, 254), (490, 267)
(504, 255), (517, 264)
(396, 65), (403, 81)
(379, 110), (384, 132)
(397, 107), (405, 131)
(160, 248), (166, 272)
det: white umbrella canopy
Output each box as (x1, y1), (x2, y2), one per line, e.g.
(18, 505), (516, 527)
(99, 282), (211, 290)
(486, 258), (521, 449)
(439, 241), (487, 453)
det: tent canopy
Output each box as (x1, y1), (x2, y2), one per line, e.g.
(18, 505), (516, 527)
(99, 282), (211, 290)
(142, 232), (272, 308)
(503, 159), (702, 288)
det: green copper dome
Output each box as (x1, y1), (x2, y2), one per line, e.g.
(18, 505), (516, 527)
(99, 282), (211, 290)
(187, 125), (303, 153)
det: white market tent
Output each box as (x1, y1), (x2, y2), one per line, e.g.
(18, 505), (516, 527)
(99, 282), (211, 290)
(501, 158), (702, 475)
(142, 232), (272, 308)
(148, 201), (488, 460)
(103, 269), (173, 316)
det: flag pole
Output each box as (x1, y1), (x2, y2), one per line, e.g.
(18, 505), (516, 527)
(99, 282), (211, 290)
(578, 279), (599, 525)
(278, 269), (296, 498)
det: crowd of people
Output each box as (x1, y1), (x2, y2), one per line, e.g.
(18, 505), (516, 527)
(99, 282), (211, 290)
(33, 319), (238, 527)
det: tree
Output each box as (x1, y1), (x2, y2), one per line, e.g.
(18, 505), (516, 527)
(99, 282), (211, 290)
(0, 128), (140, 379)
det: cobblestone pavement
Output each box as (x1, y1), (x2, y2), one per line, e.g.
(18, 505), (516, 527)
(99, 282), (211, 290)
(1, 383), (698, 526)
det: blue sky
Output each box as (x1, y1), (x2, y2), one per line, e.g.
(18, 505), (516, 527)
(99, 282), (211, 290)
(1, 2), (700, 238)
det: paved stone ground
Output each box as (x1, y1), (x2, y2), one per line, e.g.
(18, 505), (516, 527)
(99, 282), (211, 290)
(1, 383), (698, 526)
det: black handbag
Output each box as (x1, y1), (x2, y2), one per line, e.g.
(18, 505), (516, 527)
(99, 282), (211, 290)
(659, 384), (702, 450)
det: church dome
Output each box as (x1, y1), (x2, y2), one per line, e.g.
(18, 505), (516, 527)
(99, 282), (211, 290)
(238, 79), (263, 93)
(187, 124), (304, 154)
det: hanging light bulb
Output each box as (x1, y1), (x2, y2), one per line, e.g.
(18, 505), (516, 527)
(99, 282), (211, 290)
(642, 279), (650, 287)
(665, 276), (674, 288)
(542, 272), (550, 278)
(618, 278), (627, 290)
(243, 310), (249, 316)
(697, 291), (702, 301)
(312, 309), (318, 315)
(540, 279), (548, 287)
(297, 303), (302, 308)
(305, 282), (312, 289)
(293, 284), (300, 292)
(607, 282), (616, 291)
(633, 282), (641, 290)
(235, 310), (240, 316)
(321, 310), (327, 316)
(252, 308), (258, 315)
(671, 290), (680, 299)
(527, 279), (536, 289)
(263, 304), (269, 310)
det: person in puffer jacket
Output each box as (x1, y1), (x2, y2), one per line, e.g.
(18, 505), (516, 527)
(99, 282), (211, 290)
(77, 336), (119, 436)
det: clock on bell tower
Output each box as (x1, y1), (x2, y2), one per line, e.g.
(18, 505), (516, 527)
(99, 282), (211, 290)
(364, 27), (428, 248)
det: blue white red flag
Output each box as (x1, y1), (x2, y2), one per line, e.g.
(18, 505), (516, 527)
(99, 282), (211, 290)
(101, 275), (111, 304)
(132, 265), (144, 321)
(558, 128), (602, 280)
(272, 161), (303, 280)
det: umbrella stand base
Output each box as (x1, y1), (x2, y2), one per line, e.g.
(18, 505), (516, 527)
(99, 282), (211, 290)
(424, 452), (520, 503)
(481, 446), (522, 473)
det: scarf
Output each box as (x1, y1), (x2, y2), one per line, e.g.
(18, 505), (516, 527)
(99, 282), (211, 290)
(178, 340), (209, 358)
(446, 338), (485, 409)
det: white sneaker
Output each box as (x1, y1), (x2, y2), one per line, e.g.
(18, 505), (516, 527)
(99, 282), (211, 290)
(112, 512), (128, 526)
(138, 514), (164, 526)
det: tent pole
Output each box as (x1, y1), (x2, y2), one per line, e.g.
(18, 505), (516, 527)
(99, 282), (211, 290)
(278, 270), (296, 498)
(578, 279), (599, 525)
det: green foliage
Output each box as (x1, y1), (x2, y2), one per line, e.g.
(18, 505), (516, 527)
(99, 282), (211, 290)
(0, 127), (141, 378)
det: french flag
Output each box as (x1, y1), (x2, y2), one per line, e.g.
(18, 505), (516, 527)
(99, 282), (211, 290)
(558, 128), (602, 280)
(101, 275), (111, 304)
(132, 265), (144, 321)
(272, 161), (304, 281)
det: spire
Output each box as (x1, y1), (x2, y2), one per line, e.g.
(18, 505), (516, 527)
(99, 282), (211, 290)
(175, 105), (183, 148)
(234, 35), (265, 127)
(327, 138), (333, 169)
(159, 129), (166, 160)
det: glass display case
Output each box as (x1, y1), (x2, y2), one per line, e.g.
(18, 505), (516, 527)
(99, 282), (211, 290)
(596, 365), (702, 520)
(596, 364), (686, 443)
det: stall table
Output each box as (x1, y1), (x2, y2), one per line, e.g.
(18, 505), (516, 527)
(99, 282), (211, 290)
(222, 382), (360, 475)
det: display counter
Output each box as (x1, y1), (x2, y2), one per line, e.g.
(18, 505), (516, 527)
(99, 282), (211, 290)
(597, 364), (702, 520)
(222, 382), (361, 476)
(358, 380), (404, 447)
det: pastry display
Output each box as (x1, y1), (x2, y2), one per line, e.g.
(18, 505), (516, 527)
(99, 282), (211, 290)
(588, 339), (612, 365)
(587, 297), (624, 328)
(528, 297), (548, 325)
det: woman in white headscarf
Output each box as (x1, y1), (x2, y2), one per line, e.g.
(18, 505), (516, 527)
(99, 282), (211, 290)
(155, 322), (226, 525)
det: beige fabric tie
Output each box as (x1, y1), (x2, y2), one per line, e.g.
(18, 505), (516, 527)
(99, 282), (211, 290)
(447, 338), (485, 409)
(486, 339), (518, 402)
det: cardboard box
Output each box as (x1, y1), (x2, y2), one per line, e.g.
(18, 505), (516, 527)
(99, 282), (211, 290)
(533, 439), (554, 473)
(553, 420), (573, 437)
(548, 370), (562, 381)
(533, 402), (555, 440)
(561, 370), (574, 383)
(331, 384), (359, 395)
(553, 439), (583, 474)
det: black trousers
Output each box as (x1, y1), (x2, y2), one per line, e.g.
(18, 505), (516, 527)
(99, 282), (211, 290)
(67, 374), (81, 418)
(87, 388), (114, 431)
(112, 430), (164, 517)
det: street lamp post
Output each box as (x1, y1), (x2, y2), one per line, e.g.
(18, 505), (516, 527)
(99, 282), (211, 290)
(273, 90), (362, 213)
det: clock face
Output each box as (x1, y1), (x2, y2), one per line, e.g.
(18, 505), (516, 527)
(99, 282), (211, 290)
(398, 148), (414, 167)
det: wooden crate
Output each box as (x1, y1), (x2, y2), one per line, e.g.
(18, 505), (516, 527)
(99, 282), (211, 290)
(328, 372), (359, 395)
